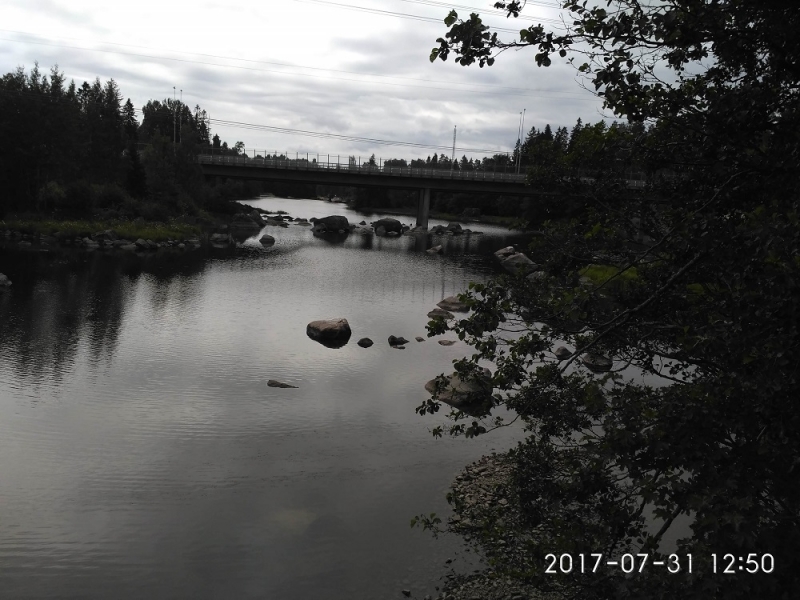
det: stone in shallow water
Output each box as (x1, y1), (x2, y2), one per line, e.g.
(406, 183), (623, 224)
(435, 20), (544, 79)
(427, 308), (454, 320)
(437, 296), (469, 312)
(424, 368), (493, 416)
(357, 338), (373, 348)
(259, 234), (275, 245)
(388, 335), (409, 346)
(306, 318), (351, 348)
(268, 379), (298, 388)
(438, 340), (456, 346)
(581, 353), (613, 372)
(554, 346), (572, 360)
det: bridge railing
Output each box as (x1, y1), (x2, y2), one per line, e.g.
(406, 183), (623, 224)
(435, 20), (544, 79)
(195, 154), (529, 183)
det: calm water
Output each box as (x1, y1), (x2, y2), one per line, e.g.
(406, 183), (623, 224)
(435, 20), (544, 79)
(0, 198), (531, 599)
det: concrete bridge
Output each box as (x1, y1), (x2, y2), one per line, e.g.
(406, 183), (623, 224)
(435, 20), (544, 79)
(196, 154), (532, 228)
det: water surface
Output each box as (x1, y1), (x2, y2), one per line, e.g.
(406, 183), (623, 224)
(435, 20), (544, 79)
(0, 198), (531, 599)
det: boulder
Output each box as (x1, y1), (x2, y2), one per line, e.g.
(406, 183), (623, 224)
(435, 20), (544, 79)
(415, 336), (425, 342)
(313, 215), (350, 234)
(494, 246), (516, 258)
(306, 318), (352, 348)
(426, 245), (443, 254)
(268, 379), (298, 388)
(372, 218), (403, 236)
(135, 238), (149, 249)
(0, 273), (11, 287)
(581, 353), (613, 372)
(501, 252), (539, 274)
(357, 338), (374, 348)
(210, 233), (230, 244)
(446, 222), (463, 235)
(388, 335), (410, 347)
(430, 225), (446, 235)
(437, 296), (469, 312)
(427, 308), (454, 320)
(230, 212), (261, 230)
(554, 346), (572, 360)
(424, 368), (493, 416)
(259, 234), (276, 245)
(438, 340), (456, 346)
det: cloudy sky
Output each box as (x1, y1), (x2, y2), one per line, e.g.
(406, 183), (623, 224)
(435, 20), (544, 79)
(2, 0), (609, 162)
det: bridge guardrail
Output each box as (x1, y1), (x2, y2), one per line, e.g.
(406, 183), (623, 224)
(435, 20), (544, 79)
(195, 154), (529, 183)
(195, 155), (648, 189)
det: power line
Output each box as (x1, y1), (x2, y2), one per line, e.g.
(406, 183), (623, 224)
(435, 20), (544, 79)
(209, 117), (510, 155)
(0, 33), (593, 100)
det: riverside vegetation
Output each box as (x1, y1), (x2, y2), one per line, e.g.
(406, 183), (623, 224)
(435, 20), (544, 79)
(414, 2), (800, 599)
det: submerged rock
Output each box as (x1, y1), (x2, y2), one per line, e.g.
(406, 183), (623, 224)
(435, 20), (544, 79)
(554, 346), (572, 360)
(427, 308), (454, 320)
(357, 338), (374, 348)
(306, 318), (352, 348)
(424, 368), (493, 416)
(437, 295), (469, 312)
(388, 335), (410, 347)
(582, 353), (613, 372)
(268, 379), (298, 388)
(438, 340), (456, 346)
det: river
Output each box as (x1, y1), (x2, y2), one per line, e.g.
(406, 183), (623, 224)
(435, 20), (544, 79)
(0, 197), (531, 599)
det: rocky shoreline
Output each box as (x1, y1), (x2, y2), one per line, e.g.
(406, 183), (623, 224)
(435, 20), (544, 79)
(429, 454), (565, 600)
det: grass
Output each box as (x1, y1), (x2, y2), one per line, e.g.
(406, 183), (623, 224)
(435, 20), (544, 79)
(1, 218), (202, 242)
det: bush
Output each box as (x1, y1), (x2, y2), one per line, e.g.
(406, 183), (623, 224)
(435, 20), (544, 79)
(94, 183), (128, 209)
(37, 181), (66, 212)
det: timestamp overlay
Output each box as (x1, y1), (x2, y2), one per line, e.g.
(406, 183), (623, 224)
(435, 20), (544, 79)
(544, 553), (776, 575)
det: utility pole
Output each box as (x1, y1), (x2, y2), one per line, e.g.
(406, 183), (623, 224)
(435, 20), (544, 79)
(451, 125), (457, 172)
(179, 89), (182, 144)
(173, 86), (176, 155)
(517, 108), (526, 174)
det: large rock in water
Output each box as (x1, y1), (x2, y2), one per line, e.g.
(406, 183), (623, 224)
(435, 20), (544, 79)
(306, 318), (352, 348)
(372, 218), (403, 236)
(581, 353), (613, 372)
(259, 234), (276, 245)
(437, 295), (469, 312)
(501, 252), (539, 274)
(313, 215), (350, 234)
(0, 273), (11, 287)
(424, 368), (493, 416)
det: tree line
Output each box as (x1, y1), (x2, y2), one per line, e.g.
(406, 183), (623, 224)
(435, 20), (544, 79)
(0, 63), (260, 221)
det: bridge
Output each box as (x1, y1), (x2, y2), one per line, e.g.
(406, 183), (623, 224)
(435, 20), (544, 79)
(197, 154), (531, 228)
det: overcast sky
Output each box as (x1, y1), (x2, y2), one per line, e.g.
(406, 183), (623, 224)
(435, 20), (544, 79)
(2, 0), (609, 162)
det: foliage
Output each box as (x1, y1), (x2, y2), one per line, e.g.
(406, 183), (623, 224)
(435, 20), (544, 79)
(2, 218), (201, 242)
(420, 2), (800, 598)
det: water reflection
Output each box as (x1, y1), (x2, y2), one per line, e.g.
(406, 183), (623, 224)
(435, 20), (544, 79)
(0, 197), (531, 599)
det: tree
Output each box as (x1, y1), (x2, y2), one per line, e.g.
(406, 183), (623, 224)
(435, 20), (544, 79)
(420, 2), (800, 598)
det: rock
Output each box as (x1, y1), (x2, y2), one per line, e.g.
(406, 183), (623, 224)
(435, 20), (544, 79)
(393, 345), (405, 349)
(415, 336), (425, 342)
(372, 218), (403, 236)
(554, 346), (572, 360)
(375, 226), (386, 236)
(582, 353), (613, 372)
(438, 340), (456, 346)
(313, 215), (350, 233)
(437, 296), (469, 312)
(352, 225), (373, 234)
(426, 245), (443, 254)
(306, 318), (352, 348)
(501, 252), (539, 274)
(402, 590), (411, 597)
(357, 338), (374, 348)
(0, 273), (11, 287)
(424, 368), (493, 416)
(230, 212), (261, 230)
(135, 238), (149, 249)
(210, 233), (230, 244)
(267, 379), (298, 388)
(494, 245), (516, 258)
(526, 270), (547, 281)
(259, 234), (276, 245)
(430, 224), (446, 235)
(120, 244), (137, 251)
(388, 335), (410, 346)
(427, 308), (454, 320)
(446, 222), (463, 235)
(178, 243), (185, 249)
(359, 220), (366, 225)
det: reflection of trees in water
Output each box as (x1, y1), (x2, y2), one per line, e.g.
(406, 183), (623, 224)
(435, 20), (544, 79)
(0, 248), (210, 390)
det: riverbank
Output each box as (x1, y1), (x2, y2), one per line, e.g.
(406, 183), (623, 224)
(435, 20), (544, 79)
(350, 204), (524, 229)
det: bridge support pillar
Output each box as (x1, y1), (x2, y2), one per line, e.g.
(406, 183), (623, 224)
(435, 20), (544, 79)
(416, 188), (430, 228)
